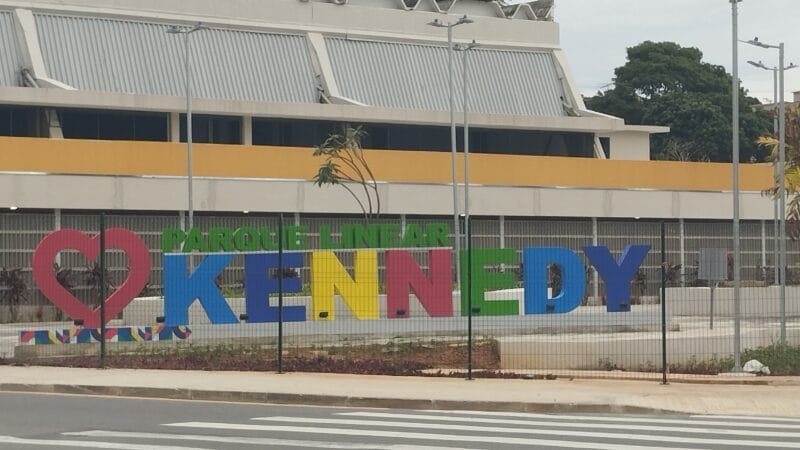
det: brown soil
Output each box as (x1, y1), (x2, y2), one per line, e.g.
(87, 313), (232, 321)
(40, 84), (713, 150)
(23, 340), (502, 377)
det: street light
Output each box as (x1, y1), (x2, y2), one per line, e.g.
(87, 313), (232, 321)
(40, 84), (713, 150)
(428, 15), (473, 290)
(730, 0), (742, 372)
(747, 60), (798, 288)
(455, 39), (478, 380)
(743, 38), (798, 345)
(167, 22), (208, 232)
(455, 40), (479, 258)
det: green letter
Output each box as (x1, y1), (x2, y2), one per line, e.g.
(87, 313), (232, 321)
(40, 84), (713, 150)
(402, 224), (424, 247)
(182, 228), (208, 253)
(260, 226), (277, 251)
(426, 223), (450, 247)
(320, 225), (340, 249)
(284, 226), (307, 250)
(234, 227), (260, 251)
(380, 224), (401, 248)
(208, 227), (234, 252)
(162, 228), (186, 253)
(460, 248), (518, 316)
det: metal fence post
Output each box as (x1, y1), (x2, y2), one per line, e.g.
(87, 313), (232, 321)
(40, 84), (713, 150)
(660, 221), (668, 385)
(278, 213), (284, 374)
(467, 217), (474, 380)
(99, 212), (106, 369)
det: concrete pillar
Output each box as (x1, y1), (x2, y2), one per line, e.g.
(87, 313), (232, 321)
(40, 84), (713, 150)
(179, 210), (186, 231)
(170, 113), (180, 142)
(294, 212), (301, 227)
(499, 215), (505, 248)
(54, 208), (61, 266)
(243, 115), (253, 145)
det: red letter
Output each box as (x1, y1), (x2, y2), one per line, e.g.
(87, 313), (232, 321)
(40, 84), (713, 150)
(386, 249), (453, 318)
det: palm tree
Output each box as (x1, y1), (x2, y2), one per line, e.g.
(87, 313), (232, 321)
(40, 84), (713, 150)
(760, 105), (800, 238)
(313, 126), (381, 222)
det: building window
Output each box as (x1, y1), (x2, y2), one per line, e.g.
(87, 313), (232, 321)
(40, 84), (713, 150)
(59, 109), (168, 141)
(179, 115), (242, 145)
(0, 106), (45, 137)
(253, 119), (337, 147)
(253, 118), (595, 158)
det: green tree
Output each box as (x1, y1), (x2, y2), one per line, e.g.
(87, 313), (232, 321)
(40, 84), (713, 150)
(586, 41), (772, 162)
(313, 125), (381, 221)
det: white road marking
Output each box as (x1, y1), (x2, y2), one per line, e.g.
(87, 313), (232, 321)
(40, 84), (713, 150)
(411, 410), (800, 429)
(691, 415), (800, 423)
(164, 421), (706, 450)
(336, 411), (800, 438)
(249, 416), (800, 448)
(0, 435), (211, 450)
(65, 430), (480, 450)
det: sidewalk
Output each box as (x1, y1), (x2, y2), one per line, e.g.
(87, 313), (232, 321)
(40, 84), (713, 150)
(1, 366), (799, 417)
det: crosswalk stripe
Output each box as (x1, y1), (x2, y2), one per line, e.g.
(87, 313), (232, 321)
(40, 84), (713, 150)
(336, 411), (800, 438)
(0, 435), (211, 450)
(163, 422), (703, 450)
(249, 416), (800, 448)
(691, 415), (800, 423)
(411, 410), (800, 430)
(64, 430), (477, 450)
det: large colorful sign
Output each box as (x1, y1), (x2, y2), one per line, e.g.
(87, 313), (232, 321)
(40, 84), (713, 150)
(30, 225), (651, 327)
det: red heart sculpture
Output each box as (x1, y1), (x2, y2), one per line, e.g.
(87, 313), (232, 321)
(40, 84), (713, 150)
(32, 228), (151, 328)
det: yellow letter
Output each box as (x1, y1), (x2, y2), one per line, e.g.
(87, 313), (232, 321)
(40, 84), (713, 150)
(311, 251), (378, 320)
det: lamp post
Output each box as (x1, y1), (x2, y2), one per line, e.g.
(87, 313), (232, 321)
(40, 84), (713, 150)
(747, 60), (798, 288)
(167, 22), (208, 232)
(743, 39), (798, 345)
(455, 41), (479, 259)
(428, 15), (473, 290)
(455, 40), (478, 380)
(730, 0), (743, 372)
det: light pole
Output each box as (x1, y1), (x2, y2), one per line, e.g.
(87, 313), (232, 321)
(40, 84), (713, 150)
(428, 15), (473, 291)
(730, 0), (742, 372)
(167, 22), (208, 232)
(747, 60), (798, 287)
(455, 41), (479, 259)
(743, 38), (798, 345)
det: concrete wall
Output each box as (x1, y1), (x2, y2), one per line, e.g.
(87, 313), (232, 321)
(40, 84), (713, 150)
(666, 286), (800, 318)
(0, 172), (776, 219)
(606, 131), (651, 161)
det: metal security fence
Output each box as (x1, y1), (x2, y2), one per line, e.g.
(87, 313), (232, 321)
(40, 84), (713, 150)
(1, 210), (799, 380)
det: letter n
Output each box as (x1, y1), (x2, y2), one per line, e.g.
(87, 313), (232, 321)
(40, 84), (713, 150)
(386, 249), (452, 318)
(311, 251), (378, 320)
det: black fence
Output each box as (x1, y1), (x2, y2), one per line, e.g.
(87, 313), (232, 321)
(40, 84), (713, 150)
(1, 212), (798, 380)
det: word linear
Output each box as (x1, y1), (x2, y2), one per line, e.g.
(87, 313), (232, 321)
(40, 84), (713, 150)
(162, 245), (650, 325)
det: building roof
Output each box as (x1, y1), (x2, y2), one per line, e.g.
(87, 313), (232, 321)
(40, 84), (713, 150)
(0, 11), (22, 87)
(326, 37), (567, 116)
(35, 13), (320, 103)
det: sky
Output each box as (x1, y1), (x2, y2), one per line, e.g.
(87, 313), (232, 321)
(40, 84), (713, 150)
(543, 0), (800, 102)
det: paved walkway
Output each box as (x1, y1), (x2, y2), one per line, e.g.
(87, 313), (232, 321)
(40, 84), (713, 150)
(1, 366), (798, 417)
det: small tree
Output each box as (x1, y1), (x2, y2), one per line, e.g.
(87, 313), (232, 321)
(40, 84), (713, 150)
(760, 105), (800, 238)
(0, 268), (28, 322)
(84, 262), (115, 306)
(313, 126), (381, 221)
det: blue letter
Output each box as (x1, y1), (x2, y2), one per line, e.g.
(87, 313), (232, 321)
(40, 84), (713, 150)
(244, 253), (306, 323)
(163, 254), (238, 325)
(584, 245), (651, 312)
(523, 247), (586, 314)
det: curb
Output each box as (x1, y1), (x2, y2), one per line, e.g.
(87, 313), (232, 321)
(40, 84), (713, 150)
(0, 383), (678, 415)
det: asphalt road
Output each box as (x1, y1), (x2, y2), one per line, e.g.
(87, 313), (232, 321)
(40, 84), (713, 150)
(0, 392), (798, 449)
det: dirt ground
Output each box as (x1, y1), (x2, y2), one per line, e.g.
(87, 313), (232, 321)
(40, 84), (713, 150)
(22, 340), (501, 377)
